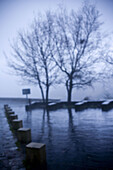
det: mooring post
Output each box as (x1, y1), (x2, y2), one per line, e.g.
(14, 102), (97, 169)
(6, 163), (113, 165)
(5, 108), (13, 113)
(7, 111), (15, 114)
(9, 114), (18, 122)
(4, 104), (8, 109)
(12, 119), (23, 130)
(17, 128), (31, 143)
(26, 142), (47, 170)
(6, 111), (15, 118)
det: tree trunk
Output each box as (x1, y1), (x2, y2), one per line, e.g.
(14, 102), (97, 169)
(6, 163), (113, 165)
(36, 74), (45, 103)
(45, 66), (49, 107)
(39, 83), (45, 103)
(67, 86), (72, 103)
(66, 77), (73, 104)
(46, 85), (49, 107)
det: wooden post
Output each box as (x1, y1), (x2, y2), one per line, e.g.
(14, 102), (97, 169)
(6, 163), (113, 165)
(6, 111), (15, 118)
(5, 108), (13, 113)
(7, 111), (15, 115)
(4, 104), (8, 109)
(26, 142), (47, 170)
(17, 128), (31, 143)
(9, 114), (18, 122)
(12, 119), (23, 130)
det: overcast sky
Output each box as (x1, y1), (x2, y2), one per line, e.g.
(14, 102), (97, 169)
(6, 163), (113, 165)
(0, 0), (113, 100)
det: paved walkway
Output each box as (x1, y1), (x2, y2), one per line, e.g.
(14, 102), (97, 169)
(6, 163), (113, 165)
(0, 106), (25, 170)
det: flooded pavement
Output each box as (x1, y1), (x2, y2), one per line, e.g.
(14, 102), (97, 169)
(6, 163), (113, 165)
(0, 102), (25, 170)
(1, 99), (113, 169)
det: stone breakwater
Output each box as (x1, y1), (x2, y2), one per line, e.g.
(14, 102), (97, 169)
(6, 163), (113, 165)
(0, 106), (25, 170)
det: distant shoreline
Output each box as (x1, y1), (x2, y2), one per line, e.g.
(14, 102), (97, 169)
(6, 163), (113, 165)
(0, 97), (40, 100)
(0, 97), (60, 102)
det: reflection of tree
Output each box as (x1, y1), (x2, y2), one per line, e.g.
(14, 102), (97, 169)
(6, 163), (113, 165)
(46, 110), (52, 143)
(35, 109), (45, 142)
(39, 109), (52, 144)
(41, 109), (46, 135)
(67, 108), (81, 153)
(68, 108), (75, 134)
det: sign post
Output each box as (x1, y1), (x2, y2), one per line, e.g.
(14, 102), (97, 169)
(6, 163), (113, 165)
(22, 89), (31, 104)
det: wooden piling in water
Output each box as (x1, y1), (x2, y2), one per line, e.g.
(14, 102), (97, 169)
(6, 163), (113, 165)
(12, 119), (23, 130)
(17, 128), (31, 143)
(9, 114), (18, 122)
(26, 142), (47, 169)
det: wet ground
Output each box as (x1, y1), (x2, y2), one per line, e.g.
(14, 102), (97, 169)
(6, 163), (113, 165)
(1, 98), (113, 169)
(0, 103), (25, 170)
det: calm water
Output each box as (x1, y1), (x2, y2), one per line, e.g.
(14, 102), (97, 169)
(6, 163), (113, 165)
(1, 99), (113, 169)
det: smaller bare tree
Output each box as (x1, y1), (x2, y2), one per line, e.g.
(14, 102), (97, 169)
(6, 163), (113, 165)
(7, 12), (59, 106)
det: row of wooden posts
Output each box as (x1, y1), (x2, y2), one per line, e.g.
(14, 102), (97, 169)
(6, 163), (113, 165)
(4, 104), (47, 170)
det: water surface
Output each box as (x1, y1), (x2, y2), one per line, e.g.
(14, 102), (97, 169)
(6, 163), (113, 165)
(1, 99), (113, 169)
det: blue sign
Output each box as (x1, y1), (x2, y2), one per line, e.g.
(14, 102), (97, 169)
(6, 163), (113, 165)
(22, 89), (31, 95)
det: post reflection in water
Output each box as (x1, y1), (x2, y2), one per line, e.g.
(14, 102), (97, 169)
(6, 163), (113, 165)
(3, 99), (113, 169)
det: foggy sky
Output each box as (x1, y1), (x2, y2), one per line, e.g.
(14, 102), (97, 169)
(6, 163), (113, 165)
(0, 0), (113, 100)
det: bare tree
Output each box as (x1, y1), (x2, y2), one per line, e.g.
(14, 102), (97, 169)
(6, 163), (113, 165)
(53, 3), (104, 103)
(7, 3), (106, 104)
(8, 12), (58, 106)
